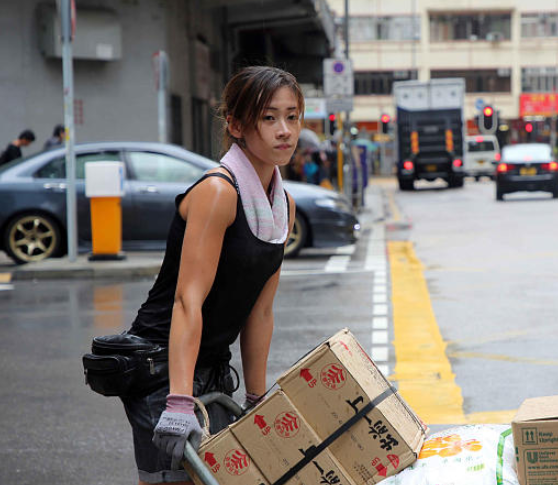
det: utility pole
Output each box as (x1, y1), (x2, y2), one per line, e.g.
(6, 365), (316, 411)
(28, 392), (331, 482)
(59, 0), (77, 262)
(343, 0), (353, 202)
(152, 51), (169, 143)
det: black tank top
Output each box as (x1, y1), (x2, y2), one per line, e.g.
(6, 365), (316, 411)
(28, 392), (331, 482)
(129, 172), (286, 366)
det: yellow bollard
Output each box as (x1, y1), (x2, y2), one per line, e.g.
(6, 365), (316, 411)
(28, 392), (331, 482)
(85, 162), (126, 261)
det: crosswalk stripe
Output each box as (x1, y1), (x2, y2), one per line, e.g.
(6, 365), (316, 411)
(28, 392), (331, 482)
(0, 283), (14, 291)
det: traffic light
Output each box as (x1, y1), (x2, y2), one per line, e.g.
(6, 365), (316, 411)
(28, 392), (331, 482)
(328, 113), (336, 136)
(381, 114), (390, 134)
(525, 122), (533, 134)
(480, 105), (497, 134)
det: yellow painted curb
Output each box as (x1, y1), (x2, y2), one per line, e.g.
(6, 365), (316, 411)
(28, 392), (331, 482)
(389, 240), (466, 424)
(388, 240), (516, 424)
(0, 273), (12, 283)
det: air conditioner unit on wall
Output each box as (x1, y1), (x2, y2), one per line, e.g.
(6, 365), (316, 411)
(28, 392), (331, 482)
(37, 4), (122, 60)
(486, 32), (504, 42)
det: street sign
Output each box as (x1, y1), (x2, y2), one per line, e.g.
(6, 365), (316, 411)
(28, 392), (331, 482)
(304, 98), (327, 119)
(324, 58), (354, 97)
(475, 98), (485, 110)
(326, 96), (353, 113)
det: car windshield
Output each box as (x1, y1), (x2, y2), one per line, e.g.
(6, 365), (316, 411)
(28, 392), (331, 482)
(467, 140), (495, 152)
(502, 144), (552, 162)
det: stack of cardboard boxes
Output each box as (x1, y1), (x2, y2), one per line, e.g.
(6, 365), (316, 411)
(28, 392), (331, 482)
(185, 329), (428, 485)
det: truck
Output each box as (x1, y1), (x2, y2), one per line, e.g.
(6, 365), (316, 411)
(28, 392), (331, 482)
(393, 78), (466, 190)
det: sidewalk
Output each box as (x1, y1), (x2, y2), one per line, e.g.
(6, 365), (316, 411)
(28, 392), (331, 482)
(0, 178), (401, 281)
(0, 250), (164, 281)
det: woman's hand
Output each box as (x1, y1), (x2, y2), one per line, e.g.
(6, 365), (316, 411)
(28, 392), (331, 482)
(152, 394), (203, 470)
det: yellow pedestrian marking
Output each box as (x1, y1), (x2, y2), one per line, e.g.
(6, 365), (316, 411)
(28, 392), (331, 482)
(448, 350), (558, 367)
(386, 191), (402, 222)
(0, 273), (12, 283)
(388, 241), (515, 424)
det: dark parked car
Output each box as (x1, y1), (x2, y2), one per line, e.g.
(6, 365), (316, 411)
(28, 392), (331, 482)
(495, 143), (558, 201)
(0, 142), (359, 264)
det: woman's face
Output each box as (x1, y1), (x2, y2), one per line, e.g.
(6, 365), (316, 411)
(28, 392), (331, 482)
(236, 86), (302, 169)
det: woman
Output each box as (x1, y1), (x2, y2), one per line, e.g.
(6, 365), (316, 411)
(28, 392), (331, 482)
(122, 66), (303, 484)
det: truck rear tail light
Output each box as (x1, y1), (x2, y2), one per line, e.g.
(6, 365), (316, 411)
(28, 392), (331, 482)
(497, 163), (508, 173)
(452, 158), (463, 168)
(494, 153), (501, 162)
(403, 160), (414, 171)
(542, 162), (558, 172)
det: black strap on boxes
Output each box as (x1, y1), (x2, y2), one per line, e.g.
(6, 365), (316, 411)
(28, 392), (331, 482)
(272, 387), (395, 485)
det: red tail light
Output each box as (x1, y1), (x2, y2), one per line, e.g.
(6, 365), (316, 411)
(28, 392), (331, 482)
(403, 160), (414, 171)
(453, 158), (463, 168)
(494, 153), (501, 162)
(542, 161), (558, 172)
(497, 163), (508, 173)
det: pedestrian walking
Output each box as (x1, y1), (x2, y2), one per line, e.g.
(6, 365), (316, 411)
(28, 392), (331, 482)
(0, 130), (35, 166)
(44, 124), (65, 149)
(121, 65), (303, 484)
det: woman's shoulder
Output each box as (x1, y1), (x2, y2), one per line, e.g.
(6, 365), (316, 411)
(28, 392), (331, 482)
(178, 168), (238, 221)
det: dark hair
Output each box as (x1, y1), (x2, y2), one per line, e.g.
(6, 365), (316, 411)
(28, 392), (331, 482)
(19, 130), (35, 142)
(53, 124), (65, 137)
(220, 66), (305, 151)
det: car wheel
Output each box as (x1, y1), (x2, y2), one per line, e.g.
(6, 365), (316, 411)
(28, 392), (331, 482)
(4, 213), (62, 264)
(496, 187), (505, 201)
(448, 176), (464, 188)
(398, 178), (414, 191)
(285, 213), (308, 259)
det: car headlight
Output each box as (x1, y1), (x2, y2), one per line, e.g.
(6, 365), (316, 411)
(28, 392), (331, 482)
(315, 197), (352, 212)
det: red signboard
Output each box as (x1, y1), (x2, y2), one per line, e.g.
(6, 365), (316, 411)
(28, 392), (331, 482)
(520, 93), (558, 117)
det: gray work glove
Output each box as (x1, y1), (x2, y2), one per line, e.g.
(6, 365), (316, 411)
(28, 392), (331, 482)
(153, 394), (203, 470)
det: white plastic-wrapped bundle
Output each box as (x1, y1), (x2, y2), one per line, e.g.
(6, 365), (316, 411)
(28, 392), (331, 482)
(382, 424), (519, 485)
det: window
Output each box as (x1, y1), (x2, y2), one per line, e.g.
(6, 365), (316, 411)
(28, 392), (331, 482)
(521, 13), (558, 38)
(35, 151), (121, 179)
(127, 152), (204, 183)
(522, 67), (558, 92)
(354, 70), (418, 95)
(431, 69), (511, 93)
(349, 16), (420, 42)
(467, 140), (496, 152)
(429, 13), (511, 41)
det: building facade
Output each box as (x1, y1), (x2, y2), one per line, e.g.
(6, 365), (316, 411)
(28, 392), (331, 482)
(328, 0), (558, 142)
(0, 0), (334, 159)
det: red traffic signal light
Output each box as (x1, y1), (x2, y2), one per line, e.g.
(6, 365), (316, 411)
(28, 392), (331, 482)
(483, 106), (494, 117)
(525, 122), (533, 133)
(481, 105), (496, 133)
(328, 113), (336, 122)
(381, 114), (391, 124)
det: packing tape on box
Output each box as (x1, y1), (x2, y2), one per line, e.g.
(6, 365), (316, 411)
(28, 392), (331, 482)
(272, 386), (396, 485)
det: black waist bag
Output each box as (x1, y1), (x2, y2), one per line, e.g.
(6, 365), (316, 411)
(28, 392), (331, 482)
(82, 333), (168, 398)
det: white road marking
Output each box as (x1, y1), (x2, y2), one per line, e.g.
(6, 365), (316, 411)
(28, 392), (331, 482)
(0, 284), (14, 291)
(371, 346), (389, 362)
(366, 221), (391, 373)
(335, 245), (356, 255)
(373, 304), (388, 316)
(372, 331), (388, 345)
(325, 255), (351, 273)
(372, 317), (388, 329)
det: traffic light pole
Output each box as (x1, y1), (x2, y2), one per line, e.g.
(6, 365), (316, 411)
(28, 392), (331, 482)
(343, 0), (353, 204)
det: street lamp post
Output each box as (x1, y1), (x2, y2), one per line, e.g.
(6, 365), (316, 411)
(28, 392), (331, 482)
(59, 0), (77, 263)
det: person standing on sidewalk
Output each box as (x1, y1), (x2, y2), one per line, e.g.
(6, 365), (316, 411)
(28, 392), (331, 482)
(121, 65), (303, 485)
(0, 130), (35, 166)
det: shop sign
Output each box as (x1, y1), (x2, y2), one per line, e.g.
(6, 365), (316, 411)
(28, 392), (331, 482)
(520, 93), (558, 117)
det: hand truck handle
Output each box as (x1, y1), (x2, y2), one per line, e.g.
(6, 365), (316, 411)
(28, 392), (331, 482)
(183, 441), (221, 485)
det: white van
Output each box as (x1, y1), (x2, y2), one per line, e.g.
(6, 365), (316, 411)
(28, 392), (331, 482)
(465, 135), (500, 180)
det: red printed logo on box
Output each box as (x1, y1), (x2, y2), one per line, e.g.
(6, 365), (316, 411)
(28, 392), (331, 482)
(254, 414), (271, 436)
(300, 368), (317, 388)
(274, 411), (300, 438)
(387, 454), (400, 469)
(224, 449), (250, 476)
(320, 363), (346, 390)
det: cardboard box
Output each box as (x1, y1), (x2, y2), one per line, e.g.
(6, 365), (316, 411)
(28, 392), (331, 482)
(231, 390), (356, 485)
(512, 395), (558, 485)
(184, 428), (269, 485)
(277, 328), (427, 485)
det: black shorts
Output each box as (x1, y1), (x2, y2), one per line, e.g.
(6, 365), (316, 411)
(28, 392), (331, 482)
(121, 365), (238, 484)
